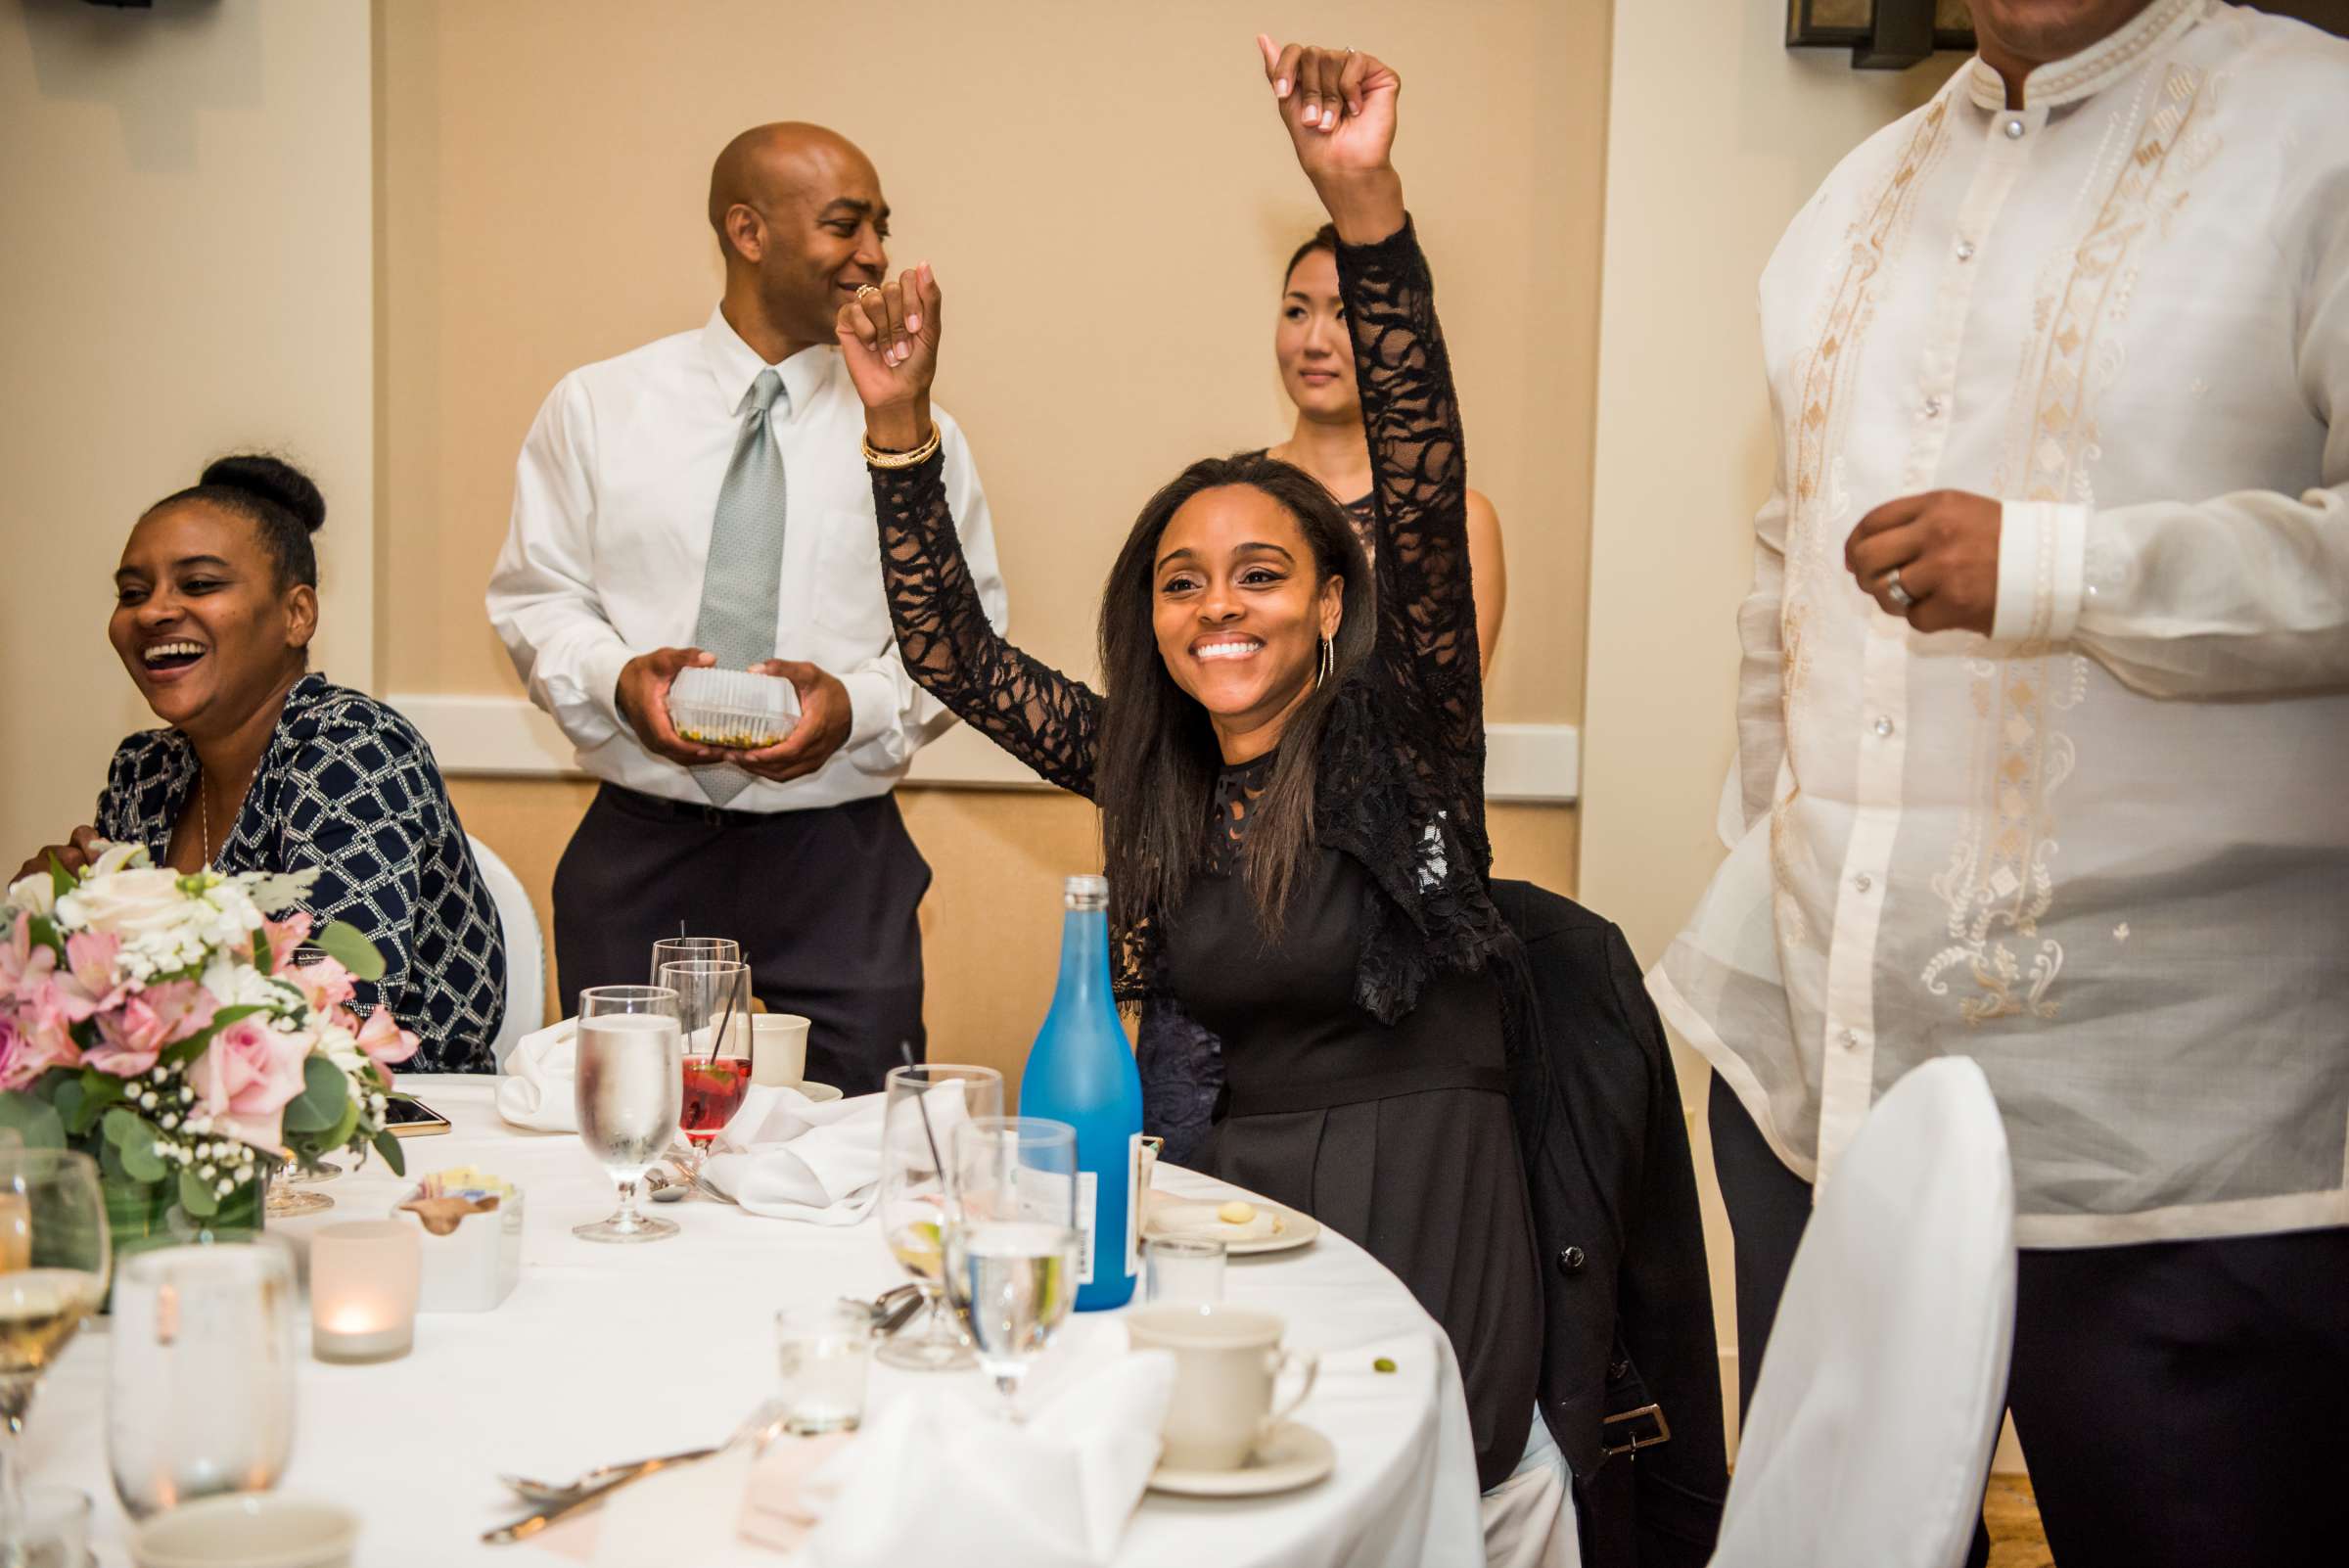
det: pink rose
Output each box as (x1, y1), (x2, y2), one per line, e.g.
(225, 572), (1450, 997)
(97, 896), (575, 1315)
(350, 1006), (420, 1071)
(84, 981), (217, 1079)
(190, 1017), (310, 1151)
(0, 1011), (81, 1093)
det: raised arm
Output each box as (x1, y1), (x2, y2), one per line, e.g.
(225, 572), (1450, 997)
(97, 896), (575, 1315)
(838, 266), (1105, 799)
(1259, 37), (1482, 758)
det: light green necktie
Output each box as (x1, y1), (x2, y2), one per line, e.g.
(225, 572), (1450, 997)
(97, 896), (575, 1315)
(688, 367), (787, 805)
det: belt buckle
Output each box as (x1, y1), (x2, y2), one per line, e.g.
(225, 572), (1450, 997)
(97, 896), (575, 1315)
(1600, 1403), (1670, 1458)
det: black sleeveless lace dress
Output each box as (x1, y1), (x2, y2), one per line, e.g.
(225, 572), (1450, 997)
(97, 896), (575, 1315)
(865, 219), (1540, 1489)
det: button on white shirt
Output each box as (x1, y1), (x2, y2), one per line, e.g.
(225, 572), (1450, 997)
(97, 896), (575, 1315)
(1651, 0), (2349, 1247)
(487, 306), (1009, 812)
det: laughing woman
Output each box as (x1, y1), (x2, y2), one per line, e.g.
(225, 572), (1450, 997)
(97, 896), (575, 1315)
(15, 456), (507, 1072)
(836, 40), (1540, 1488)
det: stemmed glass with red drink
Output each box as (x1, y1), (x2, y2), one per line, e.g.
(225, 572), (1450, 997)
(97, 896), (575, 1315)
(658, 958), (755, 1154)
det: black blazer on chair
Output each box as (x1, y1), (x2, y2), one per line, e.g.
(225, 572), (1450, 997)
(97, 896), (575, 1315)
(1493, 880), (1728, 1568)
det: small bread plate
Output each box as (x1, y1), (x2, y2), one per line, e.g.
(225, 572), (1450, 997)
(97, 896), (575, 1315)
(1143, 1189), (1320, 1256)
(786, 1080), (843, 1104)
(1148, 1421), (1335, 1498)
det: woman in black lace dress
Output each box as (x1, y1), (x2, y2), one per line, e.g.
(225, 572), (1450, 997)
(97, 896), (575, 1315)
(836, 38), (1539, 1489)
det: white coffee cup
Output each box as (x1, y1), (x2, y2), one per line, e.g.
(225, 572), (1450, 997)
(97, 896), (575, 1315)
(1125, 1304), (1318, 1470)
(750, 1014), (810, 1086)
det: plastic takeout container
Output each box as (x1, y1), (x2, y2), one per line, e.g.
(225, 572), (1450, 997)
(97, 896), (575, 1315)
(668, 667), (800, 750)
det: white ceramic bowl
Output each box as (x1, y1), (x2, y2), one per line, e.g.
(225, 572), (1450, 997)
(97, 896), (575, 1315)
(132, 1495), (359, 1568)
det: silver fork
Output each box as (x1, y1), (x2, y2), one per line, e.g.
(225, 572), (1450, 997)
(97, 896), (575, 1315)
(483, 1402), (786, 1545)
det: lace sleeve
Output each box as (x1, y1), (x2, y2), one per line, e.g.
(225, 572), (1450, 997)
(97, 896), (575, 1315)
(869, 452), (1104, 799)
(1335, 219), (1485, 794)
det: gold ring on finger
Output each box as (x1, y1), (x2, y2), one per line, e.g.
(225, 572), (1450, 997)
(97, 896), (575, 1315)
(855, 285), (882, 302)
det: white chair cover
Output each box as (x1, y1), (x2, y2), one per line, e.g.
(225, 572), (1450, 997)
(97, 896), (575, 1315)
(1710, 1057), (2014, 1568)
(467, 833), (543, 1066)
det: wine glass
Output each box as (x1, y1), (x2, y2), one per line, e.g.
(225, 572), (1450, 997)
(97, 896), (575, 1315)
(107, 1241), (296, 1519)
(876, 1064), (1002, 1370)
(660, 959), (754, 1159)
(572, 986), (683, 1243)
(649, 937), (739, 986)
(0, 1149), (111, 1558)
(944, 1116), (1081, 1420)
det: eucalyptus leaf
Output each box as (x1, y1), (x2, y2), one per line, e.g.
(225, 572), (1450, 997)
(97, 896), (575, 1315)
(319, 1095), (360, 1154)
(281, 1056), (349, 1135)
(178, 1167), (219, 1219)
(0, 1093), (65, 1151)
(66, 1075), (125, 1137)
(372, 1128), (406, 1179)
(312, 921), (387, 983)
(99, 1137), (130, 1184)
(52, 1078), (87, 1134)
(103, 1107), (143, 1146)
(121, 1138), (168, 1184)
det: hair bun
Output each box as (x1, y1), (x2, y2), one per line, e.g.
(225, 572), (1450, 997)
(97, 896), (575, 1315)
(200, 454), (326, 533)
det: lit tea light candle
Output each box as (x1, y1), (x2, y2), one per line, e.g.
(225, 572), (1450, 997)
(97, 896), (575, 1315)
(310, 1221), (421, 1363)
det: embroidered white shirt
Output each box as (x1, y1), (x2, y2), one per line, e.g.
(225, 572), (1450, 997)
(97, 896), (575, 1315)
(1649, 0), (2349, 1246)
(486, 307), (1009, 811)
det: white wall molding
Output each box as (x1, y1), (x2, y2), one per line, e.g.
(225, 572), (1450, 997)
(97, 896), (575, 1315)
(392, 693), (1581, 804)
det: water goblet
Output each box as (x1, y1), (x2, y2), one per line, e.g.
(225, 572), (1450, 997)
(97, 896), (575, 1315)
(0, 1149), (111, 1560)
(573, 986), (683, 1243)
(875, 1064), (1002, 1370)
(944, 1116), (1082, 1420)
(649, 937), (739, 986)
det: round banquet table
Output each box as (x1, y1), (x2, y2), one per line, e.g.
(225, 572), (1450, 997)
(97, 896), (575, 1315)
(33, 1075), (1486, 1567)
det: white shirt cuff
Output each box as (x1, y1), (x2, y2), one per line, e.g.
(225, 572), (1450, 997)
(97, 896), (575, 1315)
(840, 668), (904, 755)
(578, 641), (638, 740)
(1991, 500), (2089, 645)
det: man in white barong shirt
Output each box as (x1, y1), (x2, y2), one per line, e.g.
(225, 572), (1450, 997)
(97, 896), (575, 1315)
(1649, 3), (2349, 1562)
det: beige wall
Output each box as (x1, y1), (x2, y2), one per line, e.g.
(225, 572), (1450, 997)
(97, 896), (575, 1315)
(373, 0), (1602, 722)
(0, 0), (375, 859)
(377, 0), (1602, 1077)
(1579, 0), (1963, 1451)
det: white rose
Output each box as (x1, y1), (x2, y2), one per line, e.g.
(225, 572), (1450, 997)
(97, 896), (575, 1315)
(57, 866), (201, 943)
(4, 870), (56, 919)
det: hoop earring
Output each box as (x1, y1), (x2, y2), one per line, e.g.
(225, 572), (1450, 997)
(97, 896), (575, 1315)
(1316, 633), (1334, 690)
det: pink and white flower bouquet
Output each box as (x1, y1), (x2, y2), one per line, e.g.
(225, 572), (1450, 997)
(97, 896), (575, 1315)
(0, 843), (420, 1230)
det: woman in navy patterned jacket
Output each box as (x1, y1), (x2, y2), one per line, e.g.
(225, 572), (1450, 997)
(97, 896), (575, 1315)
(15, 456), (507, 1072)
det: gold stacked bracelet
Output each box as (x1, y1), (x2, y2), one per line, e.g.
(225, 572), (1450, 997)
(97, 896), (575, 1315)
(860, 426), (943, 469)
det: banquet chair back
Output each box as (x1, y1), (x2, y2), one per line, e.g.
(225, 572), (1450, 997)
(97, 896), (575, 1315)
(1708, 1057), (2014, 1568)
(466, 833), (543, 1066)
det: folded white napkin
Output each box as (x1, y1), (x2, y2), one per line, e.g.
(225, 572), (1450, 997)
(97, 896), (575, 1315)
(697, 1084), (887, 1223)
(495, 1017), (579, 1131)
(785, 1321), (1174, 1568)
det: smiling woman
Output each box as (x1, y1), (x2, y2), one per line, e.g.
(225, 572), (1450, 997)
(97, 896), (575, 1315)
(14, 456), (508, 1074)
(832, 38), (1545, 1493)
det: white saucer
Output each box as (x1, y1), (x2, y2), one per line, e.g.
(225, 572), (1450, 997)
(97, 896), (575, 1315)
(1148, 1421), (1335, 1497)
(1144, 1190), (1321, 1256)
(786, 1080), (843, 1103)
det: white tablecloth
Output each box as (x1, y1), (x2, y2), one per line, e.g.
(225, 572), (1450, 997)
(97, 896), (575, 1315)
(37, 1076), (1484, 1567)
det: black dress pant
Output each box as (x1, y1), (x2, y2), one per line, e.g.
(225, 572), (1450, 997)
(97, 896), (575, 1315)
(1710, 1075), (2349, 1568)
(553, 784), (930, 1096)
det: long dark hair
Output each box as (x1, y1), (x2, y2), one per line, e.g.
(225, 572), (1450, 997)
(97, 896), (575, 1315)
(1095, 452), (1375, 948)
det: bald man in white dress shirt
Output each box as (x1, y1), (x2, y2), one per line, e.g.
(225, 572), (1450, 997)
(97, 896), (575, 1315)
(488, 124), (1007, 1093)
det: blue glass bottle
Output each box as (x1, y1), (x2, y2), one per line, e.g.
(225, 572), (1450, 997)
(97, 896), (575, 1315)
(1020, 874), (1144, 1310)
